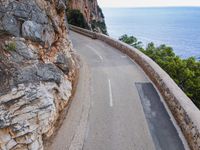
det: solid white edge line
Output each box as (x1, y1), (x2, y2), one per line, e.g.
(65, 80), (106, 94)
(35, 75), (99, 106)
(108, 79), (113, 107)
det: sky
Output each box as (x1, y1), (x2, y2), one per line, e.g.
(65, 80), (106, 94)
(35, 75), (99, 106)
(98, 0), (200, 8)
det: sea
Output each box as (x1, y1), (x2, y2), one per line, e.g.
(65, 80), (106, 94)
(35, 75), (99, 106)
(102, 7), (200, 60)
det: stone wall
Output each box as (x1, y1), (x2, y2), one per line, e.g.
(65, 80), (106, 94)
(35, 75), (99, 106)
(69, 25), (200, 150)
(0, 1), (77, 150)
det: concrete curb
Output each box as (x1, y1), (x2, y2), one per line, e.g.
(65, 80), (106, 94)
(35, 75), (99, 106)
(45, 56), (92, 150)
(68, 58), (92, 150)
(69, 24), (200, 150)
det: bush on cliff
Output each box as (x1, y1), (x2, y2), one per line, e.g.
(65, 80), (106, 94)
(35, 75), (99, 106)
(4, 41), (16, 51)
(67, 9), (90, 29)
(119, 34), (143, 50)
(119, 34), (200, 109)
(91, 20), (107, 35)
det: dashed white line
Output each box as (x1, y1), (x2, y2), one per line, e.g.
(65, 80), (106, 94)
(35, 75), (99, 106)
(108, 79), (113, 107)
(86, 45), (103, 61)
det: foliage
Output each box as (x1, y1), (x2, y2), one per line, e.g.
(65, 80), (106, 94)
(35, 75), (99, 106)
(66, 7), (107, 35)
(4, 41), (16, 51)
(119, 34), (143, 50)
(67, 9), (90, 29)
(119, 34), (200, 109)
(91, 20), (107, 35)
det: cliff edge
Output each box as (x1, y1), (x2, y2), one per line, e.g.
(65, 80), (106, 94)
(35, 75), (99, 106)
(67, 0), (107, 34)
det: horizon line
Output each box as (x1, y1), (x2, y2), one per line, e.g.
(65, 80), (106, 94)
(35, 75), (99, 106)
(101, 6), (200, 9)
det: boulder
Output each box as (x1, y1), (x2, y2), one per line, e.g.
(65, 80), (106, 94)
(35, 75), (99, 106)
(22, 21), (55, 46)
(22, 21), (43, 42)
(36, 63), (62, 84)
(11, 63), (62, 85)
(2, 14), (20, 36)
(55, 52), (70, 74)
(14, 39), (38, 60)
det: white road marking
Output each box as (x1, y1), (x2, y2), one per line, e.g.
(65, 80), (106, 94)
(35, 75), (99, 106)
(86, 45), (103, 61)
(108, 79), (113, 107)
(121, 55), (127, 58)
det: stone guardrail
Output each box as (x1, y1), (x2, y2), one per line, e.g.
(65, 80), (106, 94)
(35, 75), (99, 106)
(69, 25), (97, 39)
(69, 25), (200, 150)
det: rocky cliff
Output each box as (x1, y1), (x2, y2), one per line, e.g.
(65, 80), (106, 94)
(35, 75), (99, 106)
(0, 0), (77, 150)
(68, 0), (107, 34)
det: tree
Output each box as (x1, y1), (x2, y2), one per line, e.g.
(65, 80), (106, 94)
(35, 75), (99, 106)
(119, 34), (200, 109)
(119, 34), (143, 50)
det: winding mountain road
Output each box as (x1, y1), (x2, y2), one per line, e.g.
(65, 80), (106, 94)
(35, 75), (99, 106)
(48, 31), (188, 150)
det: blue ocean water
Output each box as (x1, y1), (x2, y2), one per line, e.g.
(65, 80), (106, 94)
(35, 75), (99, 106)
(102, 7), (200, 59)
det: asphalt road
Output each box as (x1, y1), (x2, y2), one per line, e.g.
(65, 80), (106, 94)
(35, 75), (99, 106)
(58, 31), (186, 150)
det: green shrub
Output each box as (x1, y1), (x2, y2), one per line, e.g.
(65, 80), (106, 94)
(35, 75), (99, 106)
(67, 8), (107, 34)
(119, 34), (200, 109)
(67, 9), (89, 29)
(4, 41), (16, 51)
(91, 20), (107, 35)
(119, 34), (143, 50)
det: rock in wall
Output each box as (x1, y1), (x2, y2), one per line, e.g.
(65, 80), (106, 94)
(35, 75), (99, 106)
(0, 0), (76, 149)
(68, 0), (107, 34)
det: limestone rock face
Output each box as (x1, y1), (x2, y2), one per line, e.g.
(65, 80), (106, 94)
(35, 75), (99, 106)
(0, 0), (76, 150)
(68, 0), (107, 34)
(68, 0), (103, 22)
(22, 21), (55, 46)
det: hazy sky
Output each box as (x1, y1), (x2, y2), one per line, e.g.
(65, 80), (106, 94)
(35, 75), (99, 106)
(98, 0), (200, 7)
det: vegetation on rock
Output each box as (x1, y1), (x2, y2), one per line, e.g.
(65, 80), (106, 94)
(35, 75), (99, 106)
(67, 9), (90, 29)
(4, 41), (16, 51)
(67, 0), (107, 34)
(91, 20), (107, 35)
(0, 0), (75, 149)
(119, 34), (200, 109)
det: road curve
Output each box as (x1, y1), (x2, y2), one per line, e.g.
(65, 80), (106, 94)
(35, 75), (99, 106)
(48, 31), (187, 150)
(69, 31), (187, 150)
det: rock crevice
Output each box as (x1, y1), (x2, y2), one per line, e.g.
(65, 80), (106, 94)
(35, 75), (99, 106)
(0, 0), (77, 150)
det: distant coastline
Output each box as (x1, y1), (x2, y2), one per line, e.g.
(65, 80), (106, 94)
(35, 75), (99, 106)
(102, 6), (200, 9)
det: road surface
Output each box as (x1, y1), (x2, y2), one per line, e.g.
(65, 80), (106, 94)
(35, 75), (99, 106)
(70, 31), (187, 150)
(48, 31), (187, 150)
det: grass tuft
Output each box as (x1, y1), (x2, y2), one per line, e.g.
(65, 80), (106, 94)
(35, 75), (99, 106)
(4, 41), (16, 51)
